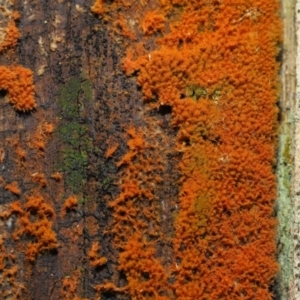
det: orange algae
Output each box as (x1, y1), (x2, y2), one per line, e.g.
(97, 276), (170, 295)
(114, 16), (136, 40)
(29, 123), (54, 152)
(90, 0), (107, 15)
(6, 194), (58, 262)
(117, 233), (170, 299)
(0, 6), (36, 114)
(5, 181), (20, 195)
(6, 136), (27, 164)
(0, 66), (36, 112)
(31, 172), (47, 187)
(0, 147), (4, 163)
(91, 0), (132, 16)
(43, 122), (55, 134)
(0, 11), (20, 53)
(105, 143), (119, 158)
(0, 228), (25, 299)
(61, 269), (89, 300)
(51, 172), (63, 181)
(96, 126), (171, 298)
(15, 146), (26, 161)
(62, 195), (78, 215)
(141, 11), (165, 35)
(92, 0), (281, 299)
(88, 242), (108, 267)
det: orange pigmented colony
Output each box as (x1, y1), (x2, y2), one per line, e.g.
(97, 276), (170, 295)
(0, 5), (36, 113)
(31, 172), (47, 187)
(0, 231), (25, 298)
(141, 10), (165, 35)
(51, 172), (63, 181)
(92, 0), (281, 299)
(5, 181), (20, 195)
(62, 195), (78, 215)
(95, 127), (169, 297)
(105, 143), (119, 158)
(60, 269), (89, 300)
(29, 122), (55, 152)
(90, 0), (107, 15)
(88, 242), (108, 267)
(0, 11), (20, 53)
(0, 66), (36, 111)
(6, 194), (58, 262)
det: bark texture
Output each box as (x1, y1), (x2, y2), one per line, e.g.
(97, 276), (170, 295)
(0, 1), (178, 299)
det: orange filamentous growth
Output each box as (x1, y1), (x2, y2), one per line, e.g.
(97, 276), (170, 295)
(51, 172), (63, 181)
(116, 128), (144, 167)
(0, 11), (21, 53)
(90, 0), (106, 14)
(115, 17), (136, 40)
(92, 0), (281, 298)
(0, 21), (20, 52)
(0, 66), (36, 111)
(0, 227), (25, 298)
(15, 146), (26, 161)
(31, 172), (47, 187)
(122, 49), (142, 76)
(8, 194), (58, 262)
(91, 0), (133, 16)
(100, 125), (171, 298)
(141, 11), (165, 35)
(105, 143), (119, 158)
(118, 233), (169, 299)
(62, 195), (78, 215)
(88, 242), (108, 267)
(29, 123), (54, 152)
(60, 269), (89, 300)
(43, 122), (55, 134)
(31, 134), (46, 151)
(5, 181), (20, 195)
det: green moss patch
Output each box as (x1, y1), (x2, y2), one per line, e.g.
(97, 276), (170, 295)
(57, 76), (94, 194)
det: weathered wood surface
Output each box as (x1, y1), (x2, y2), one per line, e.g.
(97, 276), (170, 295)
(0, 1), (178, 299)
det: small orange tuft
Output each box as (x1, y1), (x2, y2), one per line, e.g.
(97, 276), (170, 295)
(29, 123), (54, 152)
(31, 134), (46, 151)
(6, 193), (58, 261)
(91, 0), (106, 14)
(105, 143), (119, 158)
(3, 265), (18, 277)
(5, 181), (20, 195)
(15, 146), (26, 161)
(141, 11), (165, 35)
(43, 122), (55, 134)
(51, 172), (63, 182)
(60, 269), (89, 300)
(9, 201), (23, 214)
(0, 11), (21, 54)
(122, 49), (144, 76)
(62, 195), (78, 215)
(88, 242), (108, 267)
(31, 172), (47, 187)
(115, 16), (136, 40)
(0, 147), (5, 163)
(94, 281), (121, 294)
(0, 66), (36, 112)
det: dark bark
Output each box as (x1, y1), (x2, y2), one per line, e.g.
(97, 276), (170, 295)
(0, 1), (178, 299)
